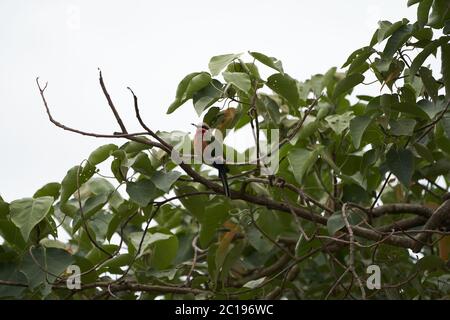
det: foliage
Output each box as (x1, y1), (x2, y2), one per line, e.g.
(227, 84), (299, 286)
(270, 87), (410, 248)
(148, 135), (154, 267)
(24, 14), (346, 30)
(0, 1), (449, 299)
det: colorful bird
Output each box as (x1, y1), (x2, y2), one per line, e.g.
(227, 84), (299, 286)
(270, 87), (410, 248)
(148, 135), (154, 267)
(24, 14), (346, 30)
(192, 122), (231, 197)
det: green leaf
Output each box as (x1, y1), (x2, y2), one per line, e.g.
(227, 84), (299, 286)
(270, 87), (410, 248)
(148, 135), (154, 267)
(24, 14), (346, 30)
(383, 24), (413, 58)
(81, 193), (109, 217)
(106, 201), (138, 241)
(386, 148), (414, 187)
(10, 196), (54, 241)
(428, 0), (449, 28)
(0, 196), (7, 211)
(318, 148), (341, 172)
(421, 158), (450, 176)
(175, 186), (208, 219)
(126, 179), (161, 207)
(292, 120), (320, 143)
(155, 205), (183, 230)
(167, 72), (211, 114)
(202, 106), (220, 127)
(101, 253), (133, 271)
(332, 73), (364, 101)
(40, 238), (67, 250)
(400, 84), (418, 104)
(249, 51), (284, 74)
(445, 20), (450, 34)
(122, 138), (153, 154)
(0, 263), (27, 298)
(417, 0), (433, 27)
(419, 67), (439, 103)
(416, 255), (445, 272)
(222, 71), (251, 93)
(20, 247), (73, 290)
(247, 210), (281, 253)
(220, 241), (245, 284)
(372, 57), (392, 73)
(327, 210), (365, 235)
(419, 98), (443, 119)
(193, 80), (223, 116)
(409, 37), (447, 82)
(267, 73), (300, 107)
(258, 95), (281, 125)
(199, 201), (230, 247)
(72, 193), (110, 233)
(33, 182), (61, 200)
(88, 144), (118, 165)
(342, 47), (371, 68)
(151, 232), (179, 270)
(390, 102), (429, 119)
(247, 226), (273, 253)
(288, 148), (320, 184)
(184, 73), (212, 98)
(130, 229), (178, 269)
(325, 111), (354, 135)
(215, 240), (231, 272)
(372, 21), (392, 45)
(225, 61), (261, 80)
(443, 112), (450, 139)
(349, 115), (373, 148)
(327, 213), (345, 235)
(342, 183), (370, 202)
(347, 47), (375, 75)
(85, 245), (117, 267)
(414, 143), (434, 162)
(389, 118), (417, 136)
(150, 171), (181, 192)
(412, 26), (433, 41)
(129, 152), (154, 177)
(60, 164), (96, 204)
(86, 178), (116, 195)
(407, 0), (421, 6)
(0, 209), (26, 250)
(377, 19), (410, 44)
(208, 53), (242, 76)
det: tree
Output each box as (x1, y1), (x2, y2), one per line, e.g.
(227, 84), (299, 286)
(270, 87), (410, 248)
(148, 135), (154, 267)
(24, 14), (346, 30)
(0, 0), (449, 300)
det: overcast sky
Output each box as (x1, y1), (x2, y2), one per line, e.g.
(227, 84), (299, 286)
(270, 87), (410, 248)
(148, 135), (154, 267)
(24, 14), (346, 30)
(0, 0), (417, 201)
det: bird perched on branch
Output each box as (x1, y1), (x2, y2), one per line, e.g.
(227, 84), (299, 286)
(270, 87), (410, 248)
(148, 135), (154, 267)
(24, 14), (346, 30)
(193, 122), (230, 197)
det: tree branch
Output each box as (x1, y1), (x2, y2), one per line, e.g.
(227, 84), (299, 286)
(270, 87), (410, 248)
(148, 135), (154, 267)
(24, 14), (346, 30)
(0, 279), (210, 296)
(412, 195), (450, 252)
(372, 204), (433, 218)
(98, 69), (128, 133)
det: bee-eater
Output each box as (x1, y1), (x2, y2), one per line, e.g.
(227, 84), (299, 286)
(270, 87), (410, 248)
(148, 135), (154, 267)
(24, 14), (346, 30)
(193, 123), (231, 197)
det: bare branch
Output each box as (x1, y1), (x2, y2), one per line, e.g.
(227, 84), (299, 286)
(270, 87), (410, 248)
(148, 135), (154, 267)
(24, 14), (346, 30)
(341, 204), (366, 300)
(98, 69), (128, 133)
(412, 195), (450, 252)
(36, 78), (161, 142)
(372, 204), (433, 218)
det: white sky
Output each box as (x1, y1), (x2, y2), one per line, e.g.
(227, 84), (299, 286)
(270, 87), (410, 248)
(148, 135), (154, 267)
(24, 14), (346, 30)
(0, 0), (417, 201)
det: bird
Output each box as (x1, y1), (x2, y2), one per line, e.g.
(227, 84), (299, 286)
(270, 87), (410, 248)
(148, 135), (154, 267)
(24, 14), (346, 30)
(192, 122), (231, 197)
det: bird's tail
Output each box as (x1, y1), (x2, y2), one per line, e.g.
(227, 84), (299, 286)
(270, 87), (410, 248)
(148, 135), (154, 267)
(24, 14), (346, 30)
(218, 166), (231, 197)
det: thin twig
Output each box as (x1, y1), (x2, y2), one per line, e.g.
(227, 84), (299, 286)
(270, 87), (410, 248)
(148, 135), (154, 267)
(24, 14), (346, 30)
(98, 69), (128, 133)
(341, 203), (366, 300)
